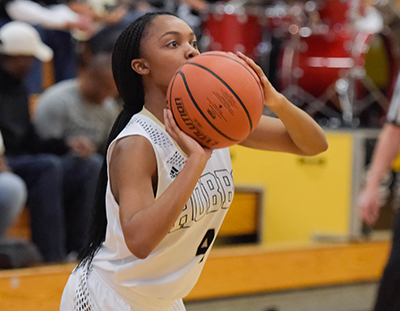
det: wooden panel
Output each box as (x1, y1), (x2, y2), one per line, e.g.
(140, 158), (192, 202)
(42, 60), (54, 91)
(187, 241), (390, 300)
(0, 241), (390, 310)
(219, 189), (260, 236)
(0, 264), (75, 311)
(29, 95), (39, 118)
(5, 208), (31, 241)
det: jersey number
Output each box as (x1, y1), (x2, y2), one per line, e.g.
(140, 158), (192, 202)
(196, 229), (215, 262)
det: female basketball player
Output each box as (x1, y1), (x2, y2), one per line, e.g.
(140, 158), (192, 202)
(60, 11), (328, 311)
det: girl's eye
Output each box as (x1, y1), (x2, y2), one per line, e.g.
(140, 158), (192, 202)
(168, 41), (179, 48)
(192, 41), (198, 49)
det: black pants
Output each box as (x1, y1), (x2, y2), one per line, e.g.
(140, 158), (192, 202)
(374, 210), (400, 311)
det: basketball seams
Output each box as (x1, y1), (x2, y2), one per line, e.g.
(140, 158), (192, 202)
(185, 62), (254, 131)
(166, 51), (264, 149)
(168, 72), (184, 133)
(176, 71), (239, 142)
(192, 52), (264, 102)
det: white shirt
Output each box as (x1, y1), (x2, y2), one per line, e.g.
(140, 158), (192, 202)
(387, 71), (400, 125)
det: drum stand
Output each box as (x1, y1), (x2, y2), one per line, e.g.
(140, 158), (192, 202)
(282, 65), (391, 128)
(337, 69), (391, 123)
(279, 0), (393, 128)
(281, 84), (345, 125)
(279, 27), (355, 127)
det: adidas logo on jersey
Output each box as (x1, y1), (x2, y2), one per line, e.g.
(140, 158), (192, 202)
(170, 166), (180, 178)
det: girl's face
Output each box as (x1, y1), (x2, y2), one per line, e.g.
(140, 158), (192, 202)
(137, 15), (200, 93)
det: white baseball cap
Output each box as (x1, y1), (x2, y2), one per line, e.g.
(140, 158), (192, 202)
(0, 21), (53, 62)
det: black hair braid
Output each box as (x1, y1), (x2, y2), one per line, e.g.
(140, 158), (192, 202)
(78, 12), (176, 267)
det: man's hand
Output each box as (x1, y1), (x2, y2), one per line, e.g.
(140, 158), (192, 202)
(0, 155), (10, 172)
(67, 136), (96, 158)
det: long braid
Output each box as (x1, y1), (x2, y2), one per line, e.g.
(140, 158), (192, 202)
(78, 12), (176, 267)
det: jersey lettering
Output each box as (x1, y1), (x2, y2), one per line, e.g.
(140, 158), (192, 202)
(169, 169), (233, 233)
(170, 197), (194, 233)
(215, 169), (234, 209)
(193, 186), (206, 221)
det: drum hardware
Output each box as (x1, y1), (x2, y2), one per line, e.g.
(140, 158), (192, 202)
(336, 78), (355, 126)
(349, 67), (391, 115)
(200, 0), (398, 127)
(280, 82), (344, 122)
(276, 0), (397, 128)
(280, 40), (395, 129)
(200, 2), (268, 60)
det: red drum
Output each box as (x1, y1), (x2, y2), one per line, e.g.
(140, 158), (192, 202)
(278, 29), (398, 100)
(318, 0), (353, 26)
(317, 0), (367, 27)
(201, 4), (265, 60)
(264, 4), (293, 37)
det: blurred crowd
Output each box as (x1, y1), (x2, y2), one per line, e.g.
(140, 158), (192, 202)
(0, 0), (212, 267)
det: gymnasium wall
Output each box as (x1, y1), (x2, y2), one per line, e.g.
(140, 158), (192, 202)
(229, 129), (383, 244)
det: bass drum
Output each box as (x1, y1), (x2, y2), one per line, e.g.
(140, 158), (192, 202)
(317, 0), (368, 28)
(278, 29), (398, 126)
(200, 4), (266, 60)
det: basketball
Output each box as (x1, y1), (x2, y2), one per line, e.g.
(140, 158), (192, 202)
(166, 51), (264, 149)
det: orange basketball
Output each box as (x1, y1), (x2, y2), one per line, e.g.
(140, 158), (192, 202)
(166, 51), (264, 149)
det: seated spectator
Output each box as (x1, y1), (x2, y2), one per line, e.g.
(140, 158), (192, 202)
(0, 21), (101, 262)
(0, 130), (42, 269)
(0, 130), (27, 239)
(34, 52), (121, 156)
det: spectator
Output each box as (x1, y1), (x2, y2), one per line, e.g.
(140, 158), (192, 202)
(0, 130), (27, 239)
(34, 52), (120, 156)
(0, 21), (101, 262)
(0, 0), (97, 93)
(0, 130), (43, 269)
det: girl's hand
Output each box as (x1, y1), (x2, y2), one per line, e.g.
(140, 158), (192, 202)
(235, 51), (284, 110)
(163, 109), (212, 161)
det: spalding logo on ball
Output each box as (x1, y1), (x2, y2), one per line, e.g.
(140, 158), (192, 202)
(166, 51), (264, 149)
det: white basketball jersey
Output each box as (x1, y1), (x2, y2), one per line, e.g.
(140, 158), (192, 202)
(92, 108), (234, 300)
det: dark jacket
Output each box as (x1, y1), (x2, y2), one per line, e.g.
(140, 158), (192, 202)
(0, 64), (69, 156)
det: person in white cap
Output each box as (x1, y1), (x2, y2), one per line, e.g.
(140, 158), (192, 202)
(0, 0), (97, 93)
(0, 21), (102, 263)
(0, 20), (53, 62)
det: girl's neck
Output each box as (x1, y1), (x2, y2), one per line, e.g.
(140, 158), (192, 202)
(143, 85), (168, 124)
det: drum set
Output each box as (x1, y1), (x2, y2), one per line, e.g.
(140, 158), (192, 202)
(199, 0), (399, 128)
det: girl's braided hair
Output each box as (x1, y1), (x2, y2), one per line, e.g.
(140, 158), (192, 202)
(78, 12), (176, 267)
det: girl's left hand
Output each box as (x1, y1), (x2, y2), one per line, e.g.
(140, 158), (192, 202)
(163, 109), (212, 161)
(235, 51), (284, 110)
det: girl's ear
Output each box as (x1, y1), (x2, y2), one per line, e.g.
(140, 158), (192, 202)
(131, 59), (150, 75)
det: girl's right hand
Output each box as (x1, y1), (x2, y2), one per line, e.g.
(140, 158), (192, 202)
(163, 109), (212, 162)
(235, 51), (284, 111)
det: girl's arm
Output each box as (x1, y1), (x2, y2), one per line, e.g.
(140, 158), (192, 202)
(110, 109), (212, 259)
(237, 52), (328, 156)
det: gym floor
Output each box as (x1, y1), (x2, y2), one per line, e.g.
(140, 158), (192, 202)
(185, 281), (378, 311)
